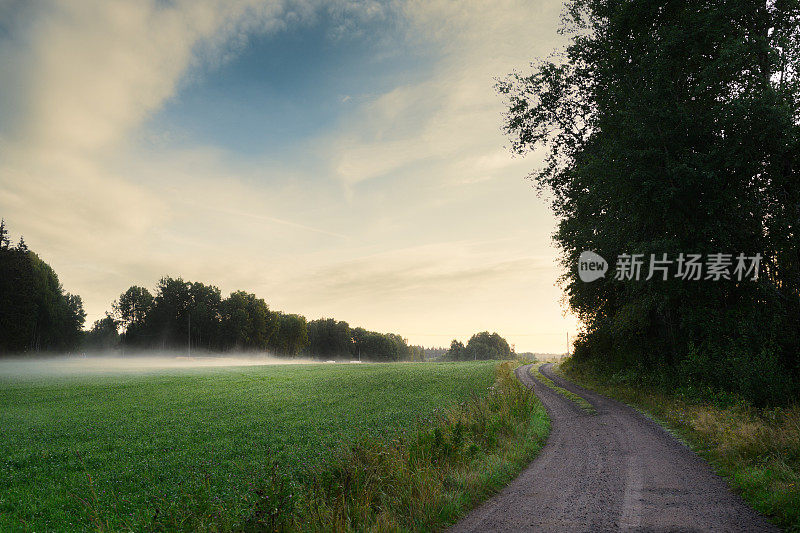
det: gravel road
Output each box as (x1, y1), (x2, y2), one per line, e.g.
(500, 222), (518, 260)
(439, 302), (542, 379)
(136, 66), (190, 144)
(450, 363), (778, 532)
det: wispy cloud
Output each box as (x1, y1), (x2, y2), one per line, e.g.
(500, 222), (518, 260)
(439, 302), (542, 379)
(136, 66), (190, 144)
(0, 0), (577, 351)
(181, 200), (351, 240)
(327, 0), (565, 186)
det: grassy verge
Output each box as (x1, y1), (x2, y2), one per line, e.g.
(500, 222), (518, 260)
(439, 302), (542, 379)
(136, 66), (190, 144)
(559, 359), (800, 531)
(530, 364), (596, 414)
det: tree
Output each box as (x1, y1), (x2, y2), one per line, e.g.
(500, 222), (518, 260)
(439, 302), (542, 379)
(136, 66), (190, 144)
(270, 313), (309, 356)
(219, 291), (277, 351)
(464, 332), (511, 360)
(347, 327), (412, 361)
(0, 234), (36, 352)
(306, 318), (351, 358)
(114, 286), (154, 346)
(445, 339), (466, 361)
(61, 293), (86, 349)
(188, 282), (222, 351)
(117, 277), (191, 349)
(422, 346), (447, 360)
(83, 314), (120, 351)
(409, 345), (425, 362)
(0, 219), (9, 249)
(114, 286), (154, 328)
(0, 221), (85, 354)
(500, 0), (800, 403)
(385, 333), (411, 361)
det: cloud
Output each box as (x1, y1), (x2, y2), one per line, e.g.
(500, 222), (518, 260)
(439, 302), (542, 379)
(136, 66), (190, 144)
(23, 1), (242, 152)
(0, 0), (577, 351)
(295, 242), (540, 299)
(0, 0), (315, 312)
(327, 0), (565, 186)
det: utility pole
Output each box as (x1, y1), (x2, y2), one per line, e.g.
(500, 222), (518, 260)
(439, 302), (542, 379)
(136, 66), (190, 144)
(566, 332), (570, 359)
(188, 314), (191, 357)
(124, 301), (136, 357)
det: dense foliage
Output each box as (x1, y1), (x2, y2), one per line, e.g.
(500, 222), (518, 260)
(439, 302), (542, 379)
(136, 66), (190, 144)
(444, 331), (512, 360)
(500, 0), (800, 404)
(0, 220), (86, 354)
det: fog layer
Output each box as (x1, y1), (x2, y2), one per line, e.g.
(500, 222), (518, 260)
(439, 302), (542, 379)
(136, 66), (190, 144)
(0, 353), (317, 378)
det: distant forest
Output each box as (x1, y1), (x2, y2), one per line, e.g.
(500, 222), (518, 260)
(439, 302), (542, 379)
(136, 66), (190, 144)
(0, 219), (511, 361)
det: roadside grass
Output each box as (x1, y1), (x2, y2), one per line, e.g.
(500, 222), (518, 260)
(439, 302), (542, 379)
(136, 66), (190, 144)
(530, 364), (596, 414)
(0, 360), (549, 531)
(559, 359), (800, 531)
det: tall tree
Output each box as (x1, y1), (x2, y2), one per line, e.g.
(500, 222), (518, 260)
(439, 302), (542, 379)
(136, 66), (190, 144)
(445, 339), (466, 361)
(500, 0), (800, 403)
(270, 313), (309, 356)
(219, 291), (277, 351)
(464, 332), (511, 360)
(188, 282), (222, 351)
(0, 219), (9, 249)
(142, 277), (192, 349)
(0, 221), (85, 354)
(114, 286), (154, 328)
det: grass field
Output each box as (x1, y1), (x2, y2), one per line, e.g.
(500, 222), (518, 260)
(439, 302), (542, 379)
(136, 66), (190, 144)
(0, 360), (547, 531)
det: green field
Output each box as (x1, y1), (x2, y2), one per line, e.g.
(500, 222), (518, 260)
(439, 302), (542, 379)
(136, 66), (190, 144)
(0, 361), (504, 531)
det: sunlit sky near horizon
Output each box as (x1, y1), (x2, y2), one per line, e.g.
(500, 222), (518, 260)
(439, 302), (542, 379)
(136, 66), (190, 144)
(0, 0), (578, 353)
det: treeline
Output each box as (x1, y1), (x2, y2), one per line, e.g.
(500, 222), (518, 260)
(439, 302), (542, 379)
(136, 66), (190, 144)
(0, 219), (422, 361)
(1, 218), (508, 363)
(0, 221), (86, 354)
(501, 0), (800, 404)
(422, 346), (448, 360)
(84, 277), (423, 361)
(442, 331), (512, 361)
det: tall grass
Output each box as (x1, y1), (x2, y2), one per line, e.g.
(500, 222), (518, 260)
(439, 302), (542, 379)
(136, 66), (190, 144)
(560, 358), (800, 531)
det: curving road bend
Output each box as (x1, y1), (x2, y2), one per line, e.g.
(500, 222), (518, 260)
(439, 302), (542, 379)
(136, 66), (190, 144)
(450, 363), (778, 532)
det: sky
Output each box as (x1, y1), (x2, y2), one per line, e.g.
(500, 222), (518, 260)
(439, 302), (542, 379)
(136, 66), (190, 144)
(0, 0), (578, 353)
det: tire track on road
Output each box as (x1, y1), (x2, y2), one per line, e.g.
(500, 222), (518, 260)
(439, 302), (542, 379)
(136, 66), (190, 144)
(450, 363), (777, 532)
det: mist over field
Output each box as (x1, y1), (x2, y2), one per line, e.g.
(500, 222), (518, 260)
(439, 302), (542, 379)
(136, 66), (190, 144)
(0, 359), (518, 531)
(0, 353), (317, 378)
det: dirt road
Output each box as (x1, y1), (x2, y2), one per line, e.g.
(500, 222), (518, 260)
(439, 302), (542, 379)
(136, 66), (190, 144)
(450, 363), (778, 532)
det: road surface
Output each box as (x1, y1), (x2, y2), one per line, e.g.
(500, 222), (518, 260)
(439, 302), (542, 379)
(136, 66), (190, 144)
(450, 363), (778, 532)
